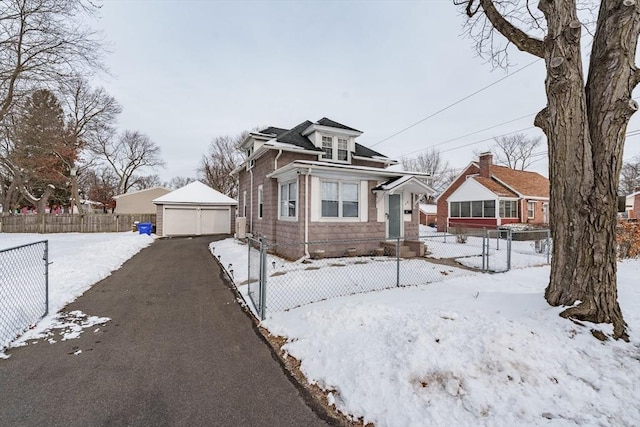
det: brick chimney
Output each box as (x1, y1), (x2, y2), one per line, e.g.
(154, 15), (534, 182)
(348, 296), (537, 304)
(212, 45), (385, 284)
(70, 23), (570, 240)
(479, 152), (493, 178)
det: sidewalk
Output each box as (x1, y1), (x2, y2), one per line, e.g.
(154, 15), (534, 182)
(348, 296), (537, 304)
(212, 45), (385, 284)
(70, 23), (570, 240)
(0, 236), (330, 426)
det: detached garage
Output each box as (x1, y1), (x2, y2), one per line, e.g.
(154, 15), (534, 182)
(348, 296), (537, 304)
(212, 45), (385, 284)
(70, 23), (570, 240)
(153, 181), (237, 237)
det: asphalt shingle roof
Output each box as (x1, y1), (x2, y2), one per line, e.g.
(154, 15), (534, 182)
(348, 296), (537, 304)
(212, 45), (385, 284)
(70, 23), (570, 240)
(489, 165), (549, 197)
(316, 117), (362, 133)
(258, 118), (386, 159)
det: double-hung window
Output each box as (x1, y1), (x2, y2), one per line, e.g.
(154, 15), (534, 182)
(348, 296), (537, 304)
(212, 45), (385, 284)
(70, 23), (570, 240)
(499, 200), (518, 218)
(322, 136), (333, 159)
(337, 138), (348, 161)
(321, 181), (358, 218)
(279, 181), (297, 219)
(527, 201), (535, 219)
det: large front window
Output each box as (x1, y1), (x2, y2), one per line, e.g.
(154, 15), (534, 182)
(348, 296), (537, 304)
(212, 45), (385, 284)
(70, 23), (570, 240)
(321, 181), (358, 218)
(499, 200), (518, 218)
(279, 181), (297, 219)
(450, 200), (495, 218)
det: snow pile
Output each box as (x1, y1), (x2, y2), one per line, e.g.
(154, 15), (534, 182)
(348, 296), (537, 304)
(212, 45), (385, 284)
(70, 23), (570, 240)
(259, 263), (640, 426)
(1, 232), (154, 353)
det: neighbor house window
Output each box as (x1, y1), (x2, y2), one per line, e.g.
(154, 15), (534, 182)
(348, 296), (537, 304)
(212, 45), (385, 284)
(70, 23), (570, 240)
(257, 185), (263, 219)
(321, 181), (359, 218)
(527, 201), (535, 219)
(338, 138), (349, 161)
(450, 200), (495, 218)
(499, 200), (518, 218)
(279, 181), (297, 219)
(322, 136), (333, 159)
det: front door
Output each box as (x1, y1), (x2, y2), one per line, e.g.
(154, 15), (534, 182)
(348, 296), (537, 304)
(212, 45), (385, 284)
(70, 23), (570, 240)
(388, 194), (402, 239)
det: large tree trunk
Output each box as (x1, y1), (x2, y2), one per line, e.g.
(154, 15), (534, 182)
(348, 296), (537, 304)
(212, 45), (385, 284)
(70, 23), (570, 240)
(535, 0), (638, 340)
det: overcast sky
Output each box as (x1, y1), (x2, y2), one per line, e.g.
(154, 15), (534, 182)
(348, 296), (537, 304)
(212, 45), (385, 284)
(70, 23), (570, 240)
(90, 0), (640, 182)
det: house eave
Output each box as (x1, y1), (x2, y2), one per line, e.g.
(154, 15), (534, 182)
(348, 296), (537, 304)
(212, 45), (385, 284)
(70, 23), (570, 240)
(301, 123), (362, 137)
(267, 160), (432, 181)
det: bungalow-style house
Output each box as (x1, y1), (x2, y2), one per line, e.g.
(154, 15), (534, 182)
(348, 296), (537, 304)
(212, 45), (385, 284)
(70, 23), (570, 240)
(624, 187), (640, 219)
(436, 152), (550, 231)
(233, 117), (434, 259)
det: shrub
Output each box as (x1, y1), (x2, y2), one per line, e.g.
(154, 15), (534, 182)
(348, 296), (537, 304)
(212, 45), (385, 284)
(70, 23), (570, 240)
(617, 221), (640, 259)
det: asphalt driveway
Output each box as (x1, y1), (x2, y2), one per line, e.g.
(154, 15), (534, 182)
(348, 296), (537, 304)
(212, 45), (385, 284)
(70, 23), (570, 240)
(0, 236), (331, 427)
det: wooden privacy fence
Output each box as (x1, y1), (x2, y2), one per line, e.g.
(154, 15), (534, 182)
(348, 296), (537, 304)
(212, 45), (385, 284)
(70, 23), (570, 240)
(0, 214), (156, 234)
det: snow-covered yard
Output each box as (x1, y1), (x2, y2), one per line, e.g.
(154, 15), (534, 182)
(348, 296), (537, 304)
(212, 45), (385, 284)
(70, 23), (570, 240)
(2, 232), (638, 426)
(0, 232), (154, 354)
(214, 237), (640, 427)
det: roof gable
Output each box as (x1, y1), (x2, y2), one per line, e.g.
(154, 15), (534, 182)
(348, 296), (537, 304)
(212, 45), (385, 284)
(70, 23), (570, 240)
(153, 181), (237, 205)
(316, 117), (362, 133)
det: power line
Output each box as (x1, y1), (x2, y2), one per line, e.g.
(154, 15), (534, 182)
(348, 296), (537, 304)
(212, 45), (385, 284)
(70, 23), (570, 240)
(370, 58), (541, 148)
(398, 112), (536, 158)
(437, 126), (536, 154)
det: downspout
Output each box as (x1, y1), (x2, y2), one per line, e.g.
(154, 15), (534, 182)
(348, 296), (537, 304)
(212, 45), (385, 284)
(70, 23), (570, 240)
(304, 168), (311, 257)
(274, 149), (283, 170)
(249, 168), (253, 233)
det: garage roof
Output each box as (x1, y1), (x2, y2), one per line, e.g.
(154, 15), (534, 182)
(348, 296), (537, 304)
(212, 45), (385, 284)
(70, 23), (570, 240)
(152, 181), (238, 205)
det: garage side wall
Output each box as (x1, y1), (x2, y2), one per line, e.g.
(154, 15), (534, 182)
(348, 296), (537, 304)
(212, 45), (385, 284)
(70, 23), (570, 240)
(156, 204), (164, 236)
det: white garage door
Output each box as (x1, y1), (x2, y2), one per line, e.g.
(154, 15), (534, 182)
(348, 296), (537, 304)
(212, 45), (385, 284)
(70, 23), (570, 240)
(163, 206), (230, 236)
(164, 208), (198, 236)
(201, 208), (230, 234)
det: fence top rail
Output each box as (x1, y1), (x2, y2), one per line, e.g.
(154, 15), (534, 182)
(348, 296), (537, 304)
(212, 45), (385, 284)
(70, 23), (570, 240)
(0, 239), (47, 254)
(265, 236), (413, 248)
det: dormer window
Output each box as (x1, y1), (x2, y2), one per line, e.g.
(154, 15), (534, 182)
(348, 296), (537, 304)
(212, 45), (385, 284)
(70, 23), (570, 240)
(338, 138), (348, 161)
(322, 136), (333, 159)
(320, 135), (350, 162)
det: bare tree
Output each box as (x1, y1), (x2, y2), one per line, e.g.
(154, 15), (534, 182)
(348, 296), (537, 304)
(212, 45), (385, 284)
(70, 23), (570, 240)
(78, 166), (119, 213)
(492, 133), (542, 170)
(166, 176), (195, 190)
(198, 132), (247, 199)
(131, 174), (162, 191)
(0, 0), (105, 123)
(60, 77), (122, 214)
(93, 130), (165, 194)
(619, 156), (640, 195)
(401, 148), (453, 195)
(457, 0), (639, 339)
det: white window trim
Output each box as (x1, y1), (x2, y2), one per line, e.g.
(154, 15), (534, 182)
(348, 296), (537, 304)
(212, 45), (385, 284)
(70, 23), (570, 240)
(319, 134), (351, 163)
(257, 185), (263, 219)
(278, 179), (298, 221)
(243, 191), (247, 217)
(527, 201), (536, 219)
(319, 179), (360, 221)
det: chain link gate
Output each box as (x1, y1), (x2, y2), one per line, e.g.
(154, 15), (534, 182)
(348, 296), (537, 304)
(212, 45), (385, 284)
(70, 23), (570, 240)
(0, 240), (49, 351)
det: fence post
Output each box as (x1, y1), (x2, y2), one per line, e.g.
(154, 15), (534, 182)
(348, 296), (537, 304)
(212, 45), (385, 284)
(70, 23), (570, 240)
(496, 229), (500, 251)
(260, 237), (267, 320)
(507, 229), (512, 271)
(44, 240), (49, 316)
(546, 229), (551, 264)
(396, 237), (401, 287)
(247, 237), (251, 299)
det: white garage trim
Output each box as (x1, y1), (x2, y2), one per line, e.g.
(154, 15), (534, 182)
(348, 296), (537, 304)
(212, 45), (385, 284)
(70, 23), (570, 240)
(162, 205), (231, 236)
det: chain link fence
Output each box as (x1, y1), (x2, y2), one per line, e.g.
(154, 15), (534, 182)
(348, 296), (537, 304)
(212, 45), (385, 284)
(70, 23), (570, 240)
(241, 229), (551, 319)
(0, 240), (49, 351)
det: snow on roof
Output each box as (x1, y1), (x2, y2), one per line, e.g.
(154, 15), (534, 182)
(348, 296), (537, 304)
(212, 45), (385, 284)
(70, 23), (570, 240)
(153, 181), (237, 205)
(419, 203), (437, 214)
(113, 186), (170, 199)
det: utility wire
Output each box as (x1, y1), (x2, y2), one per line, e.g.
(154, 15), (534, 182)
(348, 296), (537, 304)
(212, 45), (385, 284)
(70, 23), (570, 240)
(399, 112), (536, 158)
(370, 58), (541, 148)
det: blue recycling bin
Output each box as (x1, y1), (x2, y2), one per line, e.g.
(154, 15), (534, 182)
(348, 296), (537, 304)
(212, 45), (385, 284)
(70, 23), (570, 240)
(137, 222), (152, 235)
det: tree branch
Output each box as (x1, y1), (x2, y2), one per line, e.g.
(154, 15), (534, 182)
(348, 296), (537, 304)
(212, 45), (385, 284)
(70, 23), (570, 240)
(478, 0), (545, 58)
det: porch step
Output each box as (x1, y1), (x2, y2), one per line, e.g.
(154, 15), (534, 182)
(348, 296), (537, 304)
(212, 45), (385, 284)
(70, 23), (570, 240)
(379, 241), (417, 258)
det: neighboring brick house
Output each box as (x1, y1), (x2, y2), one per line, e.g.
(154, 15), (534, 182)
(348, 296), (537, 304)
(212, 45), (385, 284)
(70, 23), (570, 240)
(624, 187), (640, 219)
(233, 117), (434, 259)
(436, 152), (550, 231)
